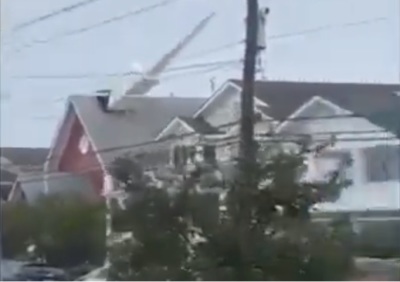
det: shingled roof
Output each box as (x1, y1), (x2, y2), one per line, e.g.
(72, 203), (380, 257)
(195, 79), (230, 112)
(16, 172), (97, 204)
(70, 95), (206, 165)
(231, 79), (400, 135)
(0, 147), (49, 168)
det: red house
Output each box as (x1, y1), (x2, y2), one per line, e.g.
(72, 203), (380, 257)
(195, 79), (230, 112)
(45, 94), (205, 197)
(45, 14), (217, 197)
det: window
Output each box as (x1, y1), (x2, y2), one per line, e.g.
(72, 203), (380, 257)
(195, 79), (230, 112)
(233, 101), (241, 119)
(103, 174), (114, 196)
(171, 145), (188, 168)
(320, 151), (352, 181)
(304, 151), (352, 182)
(364, 145), (400, 182)
(203, 145), (216, 164)
(79, 134), (89, 154)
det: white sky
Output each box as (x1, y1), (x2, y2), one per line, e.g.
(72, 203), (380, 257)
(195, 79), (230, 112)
(0, 0), (399, 147)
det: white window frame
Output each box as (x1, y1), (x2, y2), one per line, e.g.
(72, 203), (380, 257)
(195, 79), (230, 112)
(79, 134), (89, 154)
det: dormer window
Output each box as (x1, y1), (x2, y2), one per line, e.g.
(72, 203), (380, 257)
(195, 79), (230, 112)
(79, 134), (89, 154)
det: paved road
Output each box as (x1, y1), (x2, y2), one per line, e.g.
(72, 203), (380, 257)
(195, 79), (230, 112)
(354, 257), (400, 281)
(0, 259), (24, 280)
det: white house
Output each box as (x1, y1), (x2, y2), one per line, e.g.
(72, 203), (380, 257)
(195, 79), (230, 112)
(155, 79), (400, 214)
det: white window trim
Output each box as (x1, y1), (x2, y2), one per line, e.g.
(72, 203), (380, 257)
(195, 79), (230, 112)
(363, 145), (400, 183)
(155, 117), (195, 141)
(79, 134), (89, 154)
(193, 80), (270, 119)
(275, 96), (352, 133)
(303, 148), (353, 183)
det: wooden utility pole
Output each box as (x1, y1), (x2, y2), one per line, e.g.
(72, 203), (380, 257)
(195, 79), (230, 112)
(239, 0), (259, 166)
(235, 0), (260, 275)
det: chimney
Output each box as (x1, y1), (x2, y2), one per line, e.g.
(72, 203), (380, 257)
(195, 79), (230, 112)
(96, 89), (111, 112)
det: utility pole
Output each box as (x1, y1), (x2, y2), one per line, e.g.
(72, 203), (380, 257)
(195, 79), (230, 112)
(235, 0), (260, 276)
(239, 0), (259, 170)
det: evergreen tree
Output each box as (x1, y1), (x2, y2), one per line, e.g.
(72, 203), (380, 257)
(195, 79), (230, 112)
(108, 143), (354, 280)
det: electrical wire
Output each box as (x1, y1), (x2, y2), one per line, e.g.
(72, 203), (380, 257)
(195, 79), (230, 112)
(181, 16), (388, 60)
(11, 0), (105, 33)
(15, 133), (399, 185)
(8, 114), (397, 173)
(9, 59), (242, 80)
(11, 0), (178, 53)
(24, 61), (241, 112)
(180, 40), (244, 61)
(161, 60), (242, 82)
(21, 61), (242, 115)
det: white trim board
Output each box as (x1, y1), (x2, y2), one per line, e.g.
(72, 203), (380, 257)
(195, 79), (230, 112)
(45, 98), (109, 194)
(275, 95), (352, 133)
(72, 101), (108, 174)
(45, 102), (73, 172)
(193, 80), (269, 119)
(155, 117), (196, 141)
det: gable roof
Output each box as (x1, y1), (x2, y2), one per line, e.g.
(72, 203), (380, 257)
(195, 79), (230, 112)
(16, 172), (96, 204)
(178, 116), (222, 134)
(0, 147), (49, 169)
(69, 95), (206, 165)
(0, 186), (12, 201)
(0, 169), (17, 183)
(230, 79), (400, 134)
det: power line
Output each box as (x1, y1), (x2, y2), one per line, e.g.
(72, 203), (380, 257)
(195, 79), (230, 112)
(16, 133), (399, 185)
(11, 0), (105, 33)
(161, 60), (242, 81)
(9, 59), (242, 80)
(180, 40), (244, 60)
(11, 115), (397, 172)
(181, 16), (388, 60)
(11, 0), (178, 53)
(25, 61), (242, 113)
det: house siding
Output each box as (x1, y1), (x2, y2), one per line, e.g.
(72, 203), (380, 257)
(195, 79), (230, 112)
(278, 101), (400, 211)
(58, 114), (104, 195)
(189, 92), (400, 212)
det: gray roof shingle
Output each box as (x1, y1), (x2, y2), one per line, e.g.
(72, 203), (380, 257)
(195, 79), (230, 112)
(0, 148), (49, 168)
(0, 169), (17, 183)
(70, 95), (206, 166)
(231, 80), (400, 134)
(68, 80), (399, 170)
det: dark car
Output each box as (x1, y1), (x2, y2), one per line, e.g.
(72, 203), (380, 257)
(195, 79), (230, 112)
(14, 262), (68, 281)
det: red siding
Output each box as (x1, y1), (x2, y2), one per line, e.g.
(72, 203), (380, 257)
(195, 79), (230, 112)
(58, 114), (104, 195)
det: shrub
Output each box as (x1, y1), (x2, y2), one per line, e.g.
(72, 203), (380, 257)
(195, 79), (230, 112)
(1, 195), (106, 268)
(354, 220), (400, 258)
(108, 146), (355, 280)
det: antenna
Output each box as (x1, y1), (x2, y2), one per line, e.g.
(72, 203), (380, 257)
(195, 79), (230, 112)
(125, 12), (216, 95)
(210, 77), (216, 93)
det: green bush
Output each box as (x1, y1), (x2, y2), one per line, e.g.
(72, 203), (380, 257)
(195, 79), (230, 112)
(1, 195), (106, 267)
(108, 148), (355, 281)
(354, 220), (400, 258)
(1, 202), (36, 258)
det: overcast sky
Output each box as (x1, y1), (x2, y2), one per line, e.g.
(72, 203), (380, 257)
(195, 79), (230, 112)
(0, 0), (399, 148)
